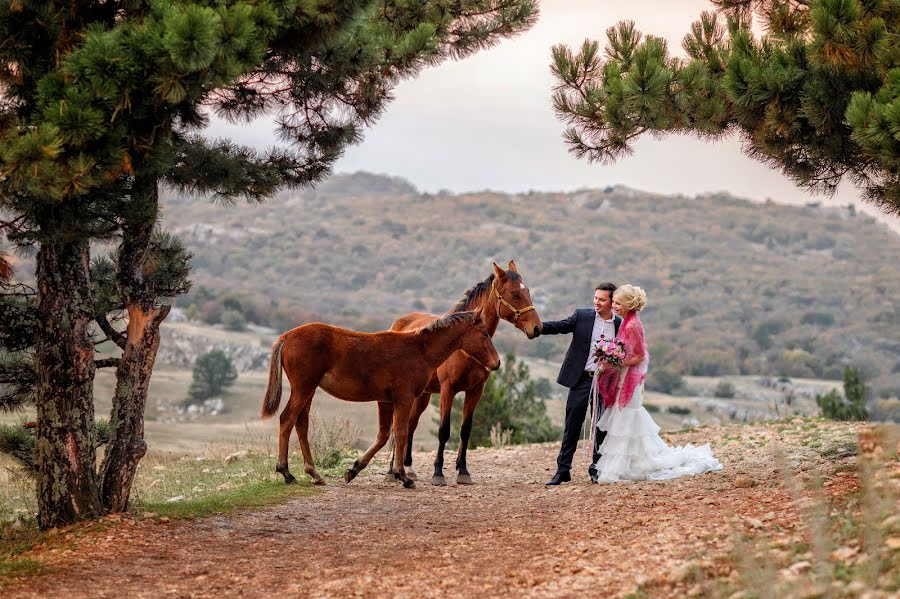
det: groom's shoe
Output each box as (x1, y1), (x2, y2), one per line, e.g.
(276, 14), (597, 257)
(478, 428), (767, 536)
(545, 471), (571, 486)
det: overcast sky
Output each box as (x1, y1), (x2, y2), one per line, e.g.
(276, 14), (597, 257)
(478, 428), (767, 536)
(212, 0), (897, 230)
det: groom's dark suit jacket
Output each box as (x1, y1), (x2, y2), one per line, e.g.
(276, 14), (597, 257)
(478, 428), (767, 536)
(537, 309), (622, 388)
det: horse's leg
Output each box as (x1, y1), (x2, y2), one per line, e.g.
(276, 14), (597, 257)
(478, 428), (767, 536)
(386, 391), (428, 481)
(345, 401), (393, 483)
(403, 391), (429, 481)
(456, 381), (485, 485)
(294, 400), (325, 485)
(432, 383), (456, 487)
(391, 399), (415, 489)
(276, 386), (315, 484)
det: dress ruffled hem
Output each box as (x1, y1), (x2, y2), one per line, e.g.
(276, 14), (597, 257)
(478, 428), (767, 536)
(593, 402), (723, 483)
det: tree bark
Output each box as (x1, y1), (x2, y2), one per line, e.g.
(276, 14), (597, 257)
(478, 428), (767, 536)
(99, 175), (168, 512)
(34, 239), (103, 529)
(98, 303), (169, 512)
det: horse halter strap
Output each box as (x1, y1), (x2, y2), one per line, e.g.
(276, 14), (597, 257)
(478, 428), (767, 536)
(489, 281), (535, 324)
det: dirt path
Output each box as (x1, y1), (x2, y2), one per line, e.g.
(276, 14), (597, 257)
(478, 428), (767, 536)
(7, 422), (867, 598)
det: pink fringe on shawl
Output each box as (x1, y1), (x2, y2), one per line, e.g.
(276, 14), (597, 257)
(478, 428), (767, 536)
(596, 311), (649, 409)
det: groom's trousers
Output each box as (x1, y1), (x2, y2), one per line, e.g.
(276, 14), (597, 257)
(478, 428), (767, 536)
(556, 370), (606, 476)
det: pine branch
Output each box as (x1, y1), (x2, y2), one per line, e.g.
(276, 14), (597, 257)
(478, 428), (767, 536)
(0, 423), (36, 474)
(97, 315), (127, 351)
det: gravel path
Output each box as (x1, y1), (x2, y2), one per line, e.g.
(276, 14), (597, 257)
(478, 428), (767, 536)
(8, 422), (868, 598)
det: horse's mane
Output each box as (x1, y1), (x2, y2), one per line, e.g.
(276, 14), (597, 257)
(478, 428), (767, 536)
(448, 271), (522, 313)
(422, 311), (477, 332)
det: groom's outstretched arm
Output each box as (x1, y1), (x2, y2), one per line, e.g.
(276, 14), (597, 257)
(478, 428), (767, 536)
(534, 311), (578, 337)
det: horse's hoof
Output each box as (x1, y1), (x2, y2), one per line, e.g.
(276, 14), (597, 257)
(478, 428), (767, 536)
(403, 479), (416, 489)
(283, 474), (297, 485)
(313, 477), (326, 486)
(431, 475), (447, 487)
(457, 474), (474, 485)
(407, 468), (418, 482)
(384, 472), (399, 482)
(344, 469), (357, 483)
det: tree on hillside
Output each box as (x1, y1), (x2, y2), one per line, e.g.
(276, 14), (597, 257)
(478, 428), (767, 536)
(432, 353), (559, 448)
(551, 0), (900, 215)
(187, 350), (238, 405)
(0, 0), (537, 528)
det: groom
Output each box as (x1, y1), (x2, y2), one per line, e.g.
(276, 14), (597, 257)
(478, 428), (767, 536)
(534, 282), (620, 485)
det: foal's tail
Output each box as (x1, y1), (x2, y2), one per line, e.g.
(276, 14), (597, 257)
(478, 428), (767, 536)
(261, 337), (286, 419)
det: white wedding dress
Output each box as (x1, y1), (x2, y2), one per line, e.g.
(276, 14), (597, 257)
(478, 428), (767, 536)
(593, 368), (722, 482)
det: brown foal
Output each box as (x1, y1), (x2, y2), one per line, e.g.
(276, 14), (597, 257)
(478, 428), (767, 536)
(388, 261), (542, 486)
(261, 310), (500, 488)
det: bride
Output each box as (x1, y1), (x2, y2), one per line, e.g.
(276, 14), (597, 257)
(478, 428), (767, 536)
(592, 284), (722, 482)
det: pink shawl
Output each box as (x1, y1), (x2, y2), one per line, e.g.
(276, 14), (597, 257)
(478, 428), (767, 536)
(596, 311), (649, 409)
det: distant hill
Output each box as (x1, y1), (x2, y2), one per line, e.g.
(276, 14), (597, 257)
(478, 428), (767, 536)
(160, 172), (900, 396)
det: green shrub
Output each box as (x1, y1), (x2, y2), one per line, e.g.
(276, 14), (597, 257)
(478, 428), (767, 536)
(187, 350), (237, 405)
(647, 368), (685, 395)
(221, 309), (246, 332)
(816, 366), (868, 422)
(714, 380), (736, 399)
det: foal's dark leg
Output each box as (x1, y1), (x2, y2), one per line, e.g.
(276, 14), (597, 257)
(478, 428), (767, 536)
(276, 387), (315, 484)
(456, 384), (485, 485)
(345, 401), (393, 483)
(391, 400), (415, 489)
(403, 392), (429, 481)
(386, 391), (428, 481)
(295, 401), (324, 485)
(432, 384), (455, 486)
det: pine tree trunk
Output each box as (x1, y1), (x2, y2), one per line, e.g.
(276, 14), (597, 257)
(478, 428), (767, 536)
(98, 175), (167, 512)
(34, 239), (103, 529)
(98, 303), (169, 512)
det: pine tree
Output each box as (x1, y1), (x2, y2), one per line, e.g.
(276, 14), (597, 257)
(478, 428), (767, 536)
(550, 0), (900, 215)
(0, 1), (538, 528)
(816, 365), (869, 420)
(187, 350), (238, 405)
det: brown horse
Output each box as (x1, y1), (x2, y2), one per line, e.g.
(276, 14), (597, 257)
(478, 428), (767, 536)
(388, 260), (542, 486)
(260, 310), (500, 488)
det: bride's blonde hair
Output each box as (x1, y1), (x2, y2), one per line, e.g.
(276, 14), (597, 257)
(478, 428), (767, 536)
(614, 284), (647, 312)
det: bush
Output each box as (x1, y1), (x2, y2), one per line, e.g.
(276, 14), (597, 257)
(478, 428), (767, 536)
(667, 406), (691, 415)
(816, 366), (868, 421)
(646, 368), (685, 395)
(713, 380), (736, 399)
(187, 350), (237, 405)
(221, 309), (246, 332)
(309, 410), (360, 469)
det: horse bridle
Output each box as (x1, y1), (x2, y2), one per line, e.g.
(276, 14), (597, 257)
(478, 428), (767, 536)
(489, 281), (536, 325)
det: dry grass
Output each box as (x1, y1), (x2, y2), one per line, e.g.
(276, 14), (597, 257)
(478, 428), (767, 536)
(627, 422), (899, 598)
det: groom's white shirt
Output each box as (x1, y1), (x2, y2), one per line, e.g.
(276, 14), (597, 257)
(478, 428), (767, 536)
(584, 312), (616, 372)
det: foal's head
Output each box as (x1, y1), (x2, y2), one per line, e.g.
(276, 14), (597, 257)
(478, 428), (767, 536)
(491, 260), (542, 339)
(425, 310), (501, 372)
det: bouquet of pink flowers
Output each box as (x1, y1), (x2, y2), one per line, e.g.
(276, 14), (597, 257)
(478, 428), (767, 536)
(592, 335), (626, 372)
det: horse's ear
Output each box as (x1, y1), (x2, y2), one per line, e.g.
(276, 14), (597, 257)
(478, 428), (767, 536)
(508, 260), (518, 273)
(492, 262), (507, 280)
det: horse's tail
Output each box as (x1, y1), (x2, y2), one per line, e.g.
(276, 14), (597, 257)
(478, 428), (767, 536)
(261, 337), (286, 419)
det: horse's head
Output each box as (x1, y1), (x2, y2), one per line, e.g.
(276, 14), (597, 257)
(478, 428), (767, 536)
(491, 260), (542, 339)
(458, 308), (501, 372)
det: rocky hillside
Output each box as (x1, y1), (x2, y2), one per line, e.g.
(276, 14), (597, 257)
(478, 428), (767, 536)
(157, 172), (900, 398)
